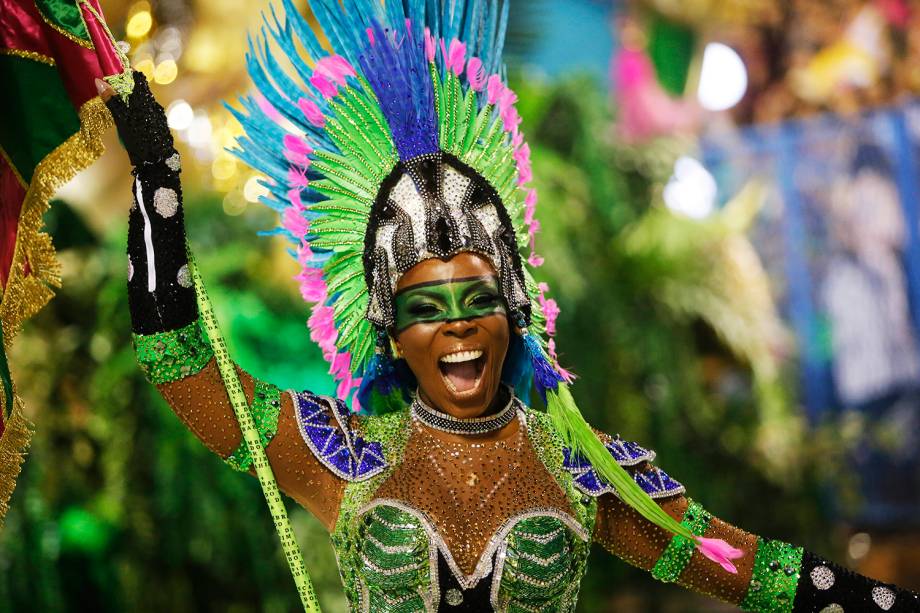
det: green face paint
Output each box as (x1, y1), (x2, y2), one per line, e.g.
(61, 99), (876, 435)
(394, 275), (506, 332)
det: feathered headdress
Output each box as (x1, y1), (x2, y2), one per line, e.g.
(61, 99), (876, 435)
(230, 0), (742, 568)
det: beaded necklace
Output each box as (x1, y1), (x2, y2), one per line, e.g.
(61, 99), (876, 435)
(411, 389), (518, 435)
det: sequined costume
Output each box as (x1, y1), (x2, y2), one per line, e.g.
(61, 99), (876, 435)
(104, 0), (920, 609)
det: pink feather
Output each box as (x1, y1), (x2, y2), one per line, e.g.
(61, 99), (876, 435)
(446, 38), (466, 75)
(424, 28), (436, 62)
(486, 75), (504, 105)
(310, 72), (338, 98)
(696, 538), (744, 574)
(297, 98), (325, 127)
(466, 57), (485, 90)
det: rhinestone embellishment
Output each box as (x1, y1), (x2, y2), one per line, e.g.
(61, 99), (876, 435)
(819, 605), (844, 613)
(165, 152), (181, 171)
(153, 186), (179, 217)
(810, 565), (835, 590)
(177, 264), (192, 288)
(445, 588), (463, 606)
(872, 586), (896, 610)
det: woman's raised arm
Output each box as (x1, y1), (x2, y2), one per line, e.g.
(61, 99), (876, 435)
(101, 73), (345, 529)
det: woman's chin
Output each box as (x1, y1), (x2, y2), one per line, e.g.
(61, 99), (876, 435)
(429, 376), (497, 416)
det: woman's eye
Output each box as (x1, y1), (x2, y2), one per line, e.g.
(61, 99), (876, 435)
(471, 293), (499, 306)
(409, 303), (440, 317)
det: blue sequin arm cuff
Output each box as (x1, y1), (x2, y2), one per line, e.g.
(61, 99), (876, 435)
(291, 390), (388, 481)
(561, 436), (685, 499)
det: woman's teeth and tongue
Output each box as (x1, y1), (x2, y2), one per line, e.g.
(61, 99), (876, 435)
(440, 356), (482, 392)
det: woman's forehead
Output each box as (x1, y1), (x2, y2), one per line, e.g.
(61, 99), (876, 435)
(395, 252), (498, 292)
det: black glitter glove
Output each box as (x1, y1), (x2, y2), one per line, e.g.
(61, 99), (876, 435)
(107, 71), (197, 335)
(105, 71), (175, 167)
(792, 550), (920, 612)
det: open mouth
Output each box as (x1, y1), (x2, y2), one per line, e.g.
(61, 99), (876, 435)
(438, 349), (486, 395)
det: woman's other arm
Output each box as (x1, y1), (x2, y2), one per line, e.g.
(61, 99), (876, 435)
(595, 483), (920, 611)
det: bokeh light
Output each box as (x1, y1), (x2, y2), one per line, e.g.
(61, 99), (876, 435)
(697, 42), (748, 111)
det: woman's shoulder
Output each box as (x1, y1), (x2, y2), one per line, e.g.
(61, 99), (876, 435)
(522, 407), (685, 500)
(288, 389), (404, 482)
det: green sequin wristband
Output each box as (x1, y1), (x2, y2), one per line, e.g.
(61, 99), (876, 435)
(225, 380), (283, 472)
(651, 499), (712, 583)
(739, 538), (804, 613)
(133, 319), (214, 384)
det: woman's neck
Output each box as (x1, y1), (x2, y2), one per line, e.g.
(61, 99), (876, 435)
(414, 385), (518, 444)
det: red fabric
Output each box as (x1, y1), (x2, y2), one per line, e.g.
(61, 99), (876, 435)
(0, 158), (26, 290)
(80, 0), (124, 77)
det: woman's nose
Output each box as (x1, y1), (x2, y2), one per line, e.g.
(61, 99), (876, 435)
(442, 318), (477, 338)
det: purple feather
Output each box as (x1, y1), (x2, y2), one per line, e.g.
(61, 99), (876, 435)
(358, 20), (439, 160)
(523, 332), (564, 400)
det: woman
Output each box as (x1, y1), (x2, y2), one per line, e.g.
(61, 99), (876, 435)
(101, 0), (920, 610)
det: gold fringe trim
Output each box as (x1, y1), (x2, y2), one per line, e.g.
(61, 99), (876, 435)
(0, 398), (33, 527)
(0, 48), (55, 66)
(36, 7), (93, 49)
(1, 96), (112, 350)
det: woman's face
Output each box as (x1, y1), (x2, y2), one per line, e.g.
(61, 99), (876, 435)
(393, 252), (510, 418)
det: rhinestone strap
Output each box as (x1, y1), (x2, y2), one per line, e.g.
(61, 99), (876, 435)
(225, 380), (282, 472)
(411, 391), (517, 435)
(740, 538), (804, 612)
(651, 499), (712, 583)
(132, 318), (213, 384)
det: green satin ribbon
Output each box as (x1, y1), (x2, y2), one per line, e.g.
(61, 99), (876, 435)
(393, 275), (506, 332)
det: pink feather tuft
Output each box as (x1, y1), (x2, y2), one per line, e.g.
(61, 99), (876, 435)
(696, 538), (744, 574)
(486, 75), (504, 105)
(446, 38), (466, 75)
(423, 28), (436, 62)
(287, 166), (310, 189)
(466, 57), (485, 90)
(524, 189), (538, 224)
(308, 306), (337, 354)
(297, 98), (325, 127)
(366, 27), (375, 45)
(315, 55), (356, 86)
(310, 72), (338, 98)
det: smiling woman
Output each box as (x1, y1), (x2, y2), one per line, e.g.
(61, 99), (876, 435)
(394, 255), (510, 418)
(102, 0), (920, 611)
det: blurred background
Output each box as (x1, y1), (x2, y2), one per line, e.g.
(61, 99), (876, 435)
(3, 0), (920, 610)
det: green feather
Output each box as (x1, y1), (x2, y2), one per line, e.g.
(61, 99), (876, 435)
(545, 384), (696, 541)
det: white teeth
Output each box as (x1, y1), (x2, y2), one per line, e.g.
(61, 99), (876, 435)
(439, 349), (483, 364)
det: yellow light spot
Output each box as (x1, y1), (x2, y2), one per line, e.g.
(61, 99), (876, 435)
(154, 59), (178, 85)
(211, 156), (237, 181)
(222, 191), (247, 216)
(243, 176), (269, 202)
(126, 11), (153, 39)
(134, 58), (155, 80)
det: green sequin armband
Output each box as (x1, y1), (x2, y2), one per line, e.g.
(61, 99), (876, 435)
(651, 499), (712, 583)
(740, 538), (804, 613)
(133, 319), (213, 384)
(225, 380), (283, 472)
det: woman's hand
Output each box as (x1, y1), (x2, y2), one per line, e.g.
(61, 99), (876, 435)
(95, 71), (176, 168)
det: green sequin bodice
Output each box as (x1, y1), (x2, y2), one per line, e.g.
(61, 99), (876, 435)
(330, 409), (596, 612)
